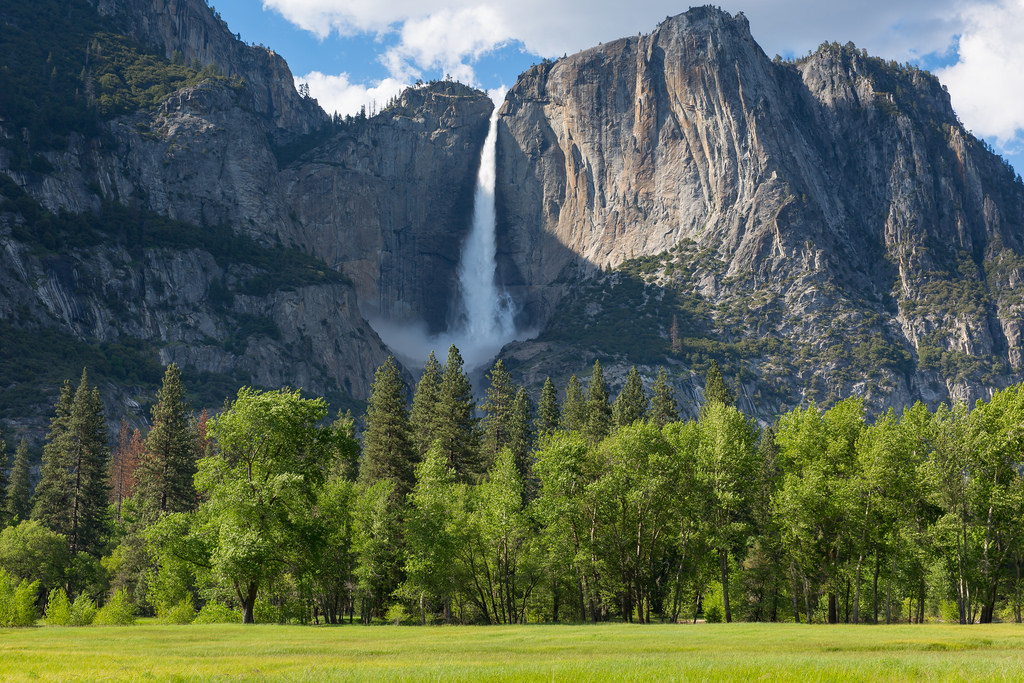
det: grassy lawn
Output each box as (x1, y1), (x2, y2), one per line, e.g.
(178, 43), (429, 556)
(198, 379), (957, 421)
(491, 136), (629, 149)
(2, 622), (1024, 681)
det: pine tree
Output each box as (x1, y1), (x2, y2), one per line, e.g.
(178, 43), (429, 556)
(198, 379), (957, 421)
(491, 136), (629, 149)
(434, 345), (480, 480)
(136, 364), (197, 517)
(481, 359), (516, 471)
(109, 420), (143, 520)
(32, 380), (75, 536)
(33, 370), (110, 558)
(561, 375), (586, 433)
(649, 368), (679, 427)
(508, 387), (536, 498)
(613, 366), (647, 427)
(359, 357), (416, 497)
(0, 431), (8, 524)
(410, 351), (443, 456)
(6, 439), (33, 523)
(66, 371), (111, 557)
(703, 360), (734, 409)
(536, 377), (560, 435)
(584, 360), (612, 444)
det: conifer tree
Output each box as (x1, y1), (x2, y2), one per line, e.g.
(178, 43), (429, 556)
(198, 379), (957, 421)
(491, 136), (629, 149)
(33, 371), (110, 557)
(584, 360), (612, 444)
(561, 375), (586, 433)
(31, 380), (75, 537)
(649, 368), (679, 427)
(508, 387), (536, 497)
(66, 371), (110, 557)
(410, 351), (443, 456)
(481, 359), (516, 471)
(0, 431), (7, 524)
(613, 366), (647, 427)
(434, 345), (480, 480)
(359, 357), (416, 497)
(6, 439), (33, 523)
(702, 360), (734, 409)
(536, 377), (560, 435)
(136, 364), (197, 517)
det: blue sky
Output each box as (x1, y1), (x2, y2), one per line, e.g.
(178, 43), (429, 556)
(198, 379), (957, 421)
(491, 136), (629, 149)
(211, 0), (1024, 173)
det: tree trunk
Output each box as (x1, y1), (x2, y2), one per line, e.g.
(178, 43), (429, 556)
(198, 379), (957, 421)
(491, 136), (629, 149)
(237, 580), (258, 624)
(872, 550), (880, 624)
(828, 591), (837, 624)
(720, 548), (732, 623)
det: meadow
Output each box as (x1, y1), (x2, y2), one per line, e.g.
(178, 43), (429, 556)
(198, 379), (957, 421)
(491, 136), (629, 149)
(2, 622), (1024, 681)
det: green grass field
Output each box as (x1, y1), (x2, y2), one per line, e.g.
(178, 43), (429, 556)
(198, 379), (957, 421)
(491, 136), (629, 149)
(2, 622), (1024, 681)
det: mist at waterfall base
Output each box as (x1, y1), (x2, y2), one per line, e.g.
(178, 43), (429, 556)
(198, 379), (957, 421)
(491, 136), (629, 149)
(369, 88), (534, 373)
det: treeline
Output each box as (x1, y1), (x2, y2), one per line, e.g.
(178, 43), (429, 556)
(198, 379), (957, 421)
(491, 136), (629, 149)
(1, 349), (1023, 627)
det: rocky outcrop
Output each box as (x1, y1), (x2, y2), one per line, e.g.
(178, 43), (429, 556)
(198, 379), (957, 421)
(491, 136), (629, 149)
(283, 83), (492, 332)
(496, 7), (1024, 416)
(93, 0), (326, 135)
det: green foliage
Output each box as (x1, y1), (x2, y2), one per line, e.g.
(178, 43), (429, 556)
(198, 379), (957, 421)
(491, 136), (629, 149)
(584, 360), (611, 444)
(69, 593), (98, 626)
(410, 352), (443, 457)
(536, 377), (561, 435)
(359, 357), (415, 497)
(136, 363), (199, 517)
(94, 589), (136, 625)
(0, 520), (69, 594)
(193, 600), (241, 624)
(32, 370), (111, 565)
(159, 597), (197, 625)
(0, 569), (39, 627)
(612, 366), (647, 426)
(44, 588), (71, 625)
(5, 439), (34, 523)
(199, 387), (337, 623)
(433, 346), (480, 480)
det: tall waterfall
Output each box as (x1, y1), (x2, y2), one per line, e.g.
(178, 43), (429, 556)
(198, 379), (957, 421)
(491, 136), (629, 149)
(368, 88), (526, 371)
(450, 89), (516, 365)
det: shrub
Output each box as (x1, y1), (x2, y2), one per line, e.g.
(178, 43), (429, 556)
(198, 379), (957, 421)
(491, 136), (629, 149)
(0, 569), (39, 627)
(94, 589), (136, 625)
(69, 593), (98, 626)
(385, 603), (410, 625)
(193, 600), (240, 624)
(160, 597), (196, 625)
(45, 588), (71, 625)
(702, 582), (725, 623)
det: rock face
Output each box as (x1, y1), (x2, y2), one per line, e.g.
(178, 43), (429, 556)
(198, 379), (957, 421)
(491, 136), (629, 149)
(3, 0), (1023, 432)
(283, 83), (492, 332)
(94, 0), (326, 135)
(0, 0), (492, 429)
(496, 7), (1024, 417)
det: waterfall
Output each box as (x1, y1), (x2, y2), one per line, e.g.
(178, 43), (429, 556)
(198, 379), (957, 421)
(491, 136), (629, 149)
(451, 89), (516, 361)
(368, 88), (528, 371)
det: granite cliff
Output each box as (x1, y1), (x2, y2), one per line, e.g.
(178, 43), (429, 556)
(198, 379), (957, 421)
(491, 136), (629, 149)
(494, 7), (1024, 418)
(1, 0), (1022, 433)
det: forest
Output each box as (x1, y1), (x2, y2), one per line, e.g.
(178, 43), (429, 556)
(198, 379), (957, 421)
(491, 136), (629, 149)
(1, 348), (1023, 628)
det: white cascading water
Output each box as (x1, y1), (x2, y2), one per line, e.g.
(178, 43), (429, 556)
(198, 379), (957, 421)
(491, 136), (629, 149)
(450, 88), (516, 366)
(368, 88), (526, 371)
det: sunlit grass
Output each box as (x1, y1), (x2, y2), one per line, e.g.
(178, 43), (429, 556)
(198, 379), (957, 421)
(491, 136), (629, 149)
(2, 622), (1024, 681)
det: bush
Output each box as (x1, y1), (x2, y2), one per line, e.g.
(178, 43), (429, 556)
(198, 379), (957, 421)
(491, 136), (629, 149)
(0, 569), (39, 627)
(94, 589), (136, 625)
(45, 588), (71, 625)
(702, 582), (725, 623)
(193, 600), (240, 624)
(160, 597), (196, 625)
(69, 593), (98, 626)
(385, 603), (410, 625)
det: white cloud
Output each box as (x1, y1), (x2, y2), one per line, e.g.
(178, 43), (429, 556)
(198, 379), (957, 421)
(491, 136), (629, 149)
(263, 0), (977, 71)
(936, 0), (1024, 150)
(297, 71), (408, 117)
(277, 1), (1024, 156)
